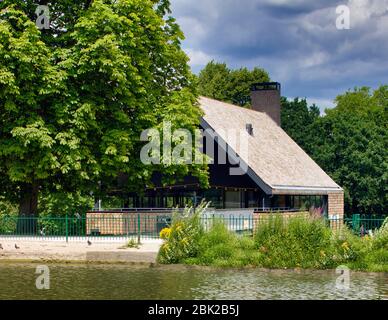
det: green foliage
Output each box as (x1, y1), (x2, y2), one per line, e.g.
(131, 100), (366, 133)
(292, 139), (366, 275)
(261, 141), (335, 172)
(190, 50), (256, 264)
(185, 221), (259, 268)
(197, 61), (231, 102)
(280, 97), (320, 151)
(331, 227), (369, 264)
(157, 201), (208, 264)
(195, 221), (239, 265)
(159, 213), (388, 271)
(229, 67), (271, 107)
(0, 0), (207, 214)
(364, 249), (388, 272)
(372, 217), (388, 250)
(38, 191), (94, 217)
(254, 215), (336, 269)
(280, 87), (387, 216)
(0, 196), (18, 233)
(0, 196), (18, 217)
(198, 61), (270, 107)
(306, 87), (388, 215)
(124, 238), (140, 249)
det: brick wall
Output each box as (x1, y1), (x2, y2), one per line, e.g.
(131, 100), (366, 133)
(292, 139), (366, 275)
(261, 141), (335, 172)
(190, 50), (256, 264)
(86, 212), (171, 236)
(251, 89), (281, 126)
(328, 191), (344, 231)
(328, 191), (344, 218)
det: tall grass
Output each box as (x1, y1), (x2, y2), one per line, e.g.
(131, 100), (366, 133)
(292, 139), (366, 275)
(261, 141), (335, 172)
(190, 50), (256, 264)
(254, 214), (336, 269)
(363, 217), (388, 271)
(184, 220), (260, 268)
(371, 217), (388, 250)
(158, 212), (388, 271)
(157, 202), (207, 264)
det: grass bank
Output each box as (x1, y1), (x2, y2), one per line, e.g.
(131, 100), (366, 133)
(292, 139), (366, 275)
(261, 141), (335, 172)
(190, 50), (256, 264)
(157, 204), (388, 272)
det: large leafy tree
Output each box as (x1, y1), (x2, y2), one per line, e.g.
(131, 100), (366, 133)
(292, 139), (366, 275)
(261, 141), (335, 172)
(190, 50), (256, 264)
(307, 87), (387, 216)
(0, 0), (207, 217)
(197, 61), (231, 102)
(280, 97), (320, 152)
(281, 89), (387, 215)
(197, 60), (270, 107)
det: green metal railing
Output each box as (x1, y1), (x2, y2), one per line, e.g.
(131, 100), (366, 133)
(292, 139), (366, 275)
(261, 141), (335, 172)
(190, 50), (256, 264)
(343, 214), (387, 236)
(0, 214), (171, 242)
(0, 213), (385, 242)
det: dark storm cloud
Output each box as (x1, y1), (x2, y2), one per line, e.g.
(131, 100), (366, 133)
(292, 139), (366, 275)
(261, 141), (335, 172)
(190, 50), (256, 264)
(170, 0), (388, 110)
(257, 0), (339, 18)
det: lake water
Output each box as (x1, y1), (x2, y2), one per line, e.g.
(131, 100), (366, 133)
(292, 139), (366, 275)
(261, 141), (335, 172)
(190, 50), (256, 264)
(0, 263), (387, 300)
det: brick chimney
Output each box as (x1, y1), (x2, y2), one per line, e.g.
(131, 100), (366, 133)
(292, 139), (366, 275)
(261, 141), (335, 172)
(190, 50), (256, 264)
(250, 82), (281, 126)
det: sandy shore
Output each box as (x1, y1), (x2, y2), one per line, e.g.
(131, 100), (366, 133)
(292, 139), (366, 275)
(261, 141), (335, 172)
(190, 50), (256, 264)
(0, 239), (162, 264)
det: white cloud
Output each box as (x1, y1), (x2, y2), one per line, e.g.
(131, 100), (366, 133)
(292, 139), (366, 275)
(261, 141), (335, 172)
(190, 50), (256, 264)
(299, 52), (330, 68)
(348, 0), (388, 26)
(185, 48), (214, 67)
(306, 98), (335, 113)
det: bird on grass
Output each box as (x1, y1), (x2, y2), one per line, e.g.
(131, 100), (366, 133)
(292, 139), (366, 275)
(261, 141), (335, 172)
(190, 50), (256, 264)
(87, 240), (92, 246)
(15, 244), (20, 249)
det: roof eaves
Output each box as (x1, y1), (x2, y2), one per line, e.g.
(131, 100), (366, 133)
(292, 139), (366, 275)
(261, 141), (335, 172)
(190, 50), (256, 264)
(272, 185), (343, 195)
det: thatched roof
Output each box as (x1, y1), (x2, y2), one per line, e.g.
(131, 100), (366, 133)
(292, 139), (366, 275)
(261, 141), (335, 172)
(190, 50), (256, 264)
(199, 96), (342, 195)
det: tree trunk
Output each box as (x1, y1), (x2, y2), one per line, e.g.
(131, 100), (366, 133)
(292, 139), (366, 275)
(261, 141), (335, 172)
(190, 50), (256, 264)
(17, 182), (39, 234)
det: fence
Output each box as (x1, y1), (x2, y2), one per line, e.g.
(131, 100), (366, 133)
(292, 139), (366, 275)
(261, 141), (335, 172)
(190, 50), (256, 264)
(0, 214), (169, 242)
(342, 214), (387, 236)
(0, 213), (385, 242)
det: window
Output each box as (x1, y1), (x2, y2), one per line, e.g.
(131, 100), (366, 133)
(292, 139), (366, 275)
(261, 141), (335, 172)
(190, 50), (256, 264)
(225, 191), (241, 208)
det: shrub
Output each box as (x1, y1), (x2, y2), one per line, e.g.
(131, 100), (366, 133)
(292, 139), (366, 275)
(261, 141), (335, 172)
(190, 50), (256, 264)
(158, 210), (388, 272)
(0, 197), (18, 234)
(367, 249), (388, 264)
(331, 227), (370, 264)
(372, 217), (388, 250)
(254, 214), (337, 269)
(184, 220), (258, 267)
(38, 191), (94, 217)
(361, 217), (388, 271)
(157, 201), (208, 264)
(195, 220), (238, 265)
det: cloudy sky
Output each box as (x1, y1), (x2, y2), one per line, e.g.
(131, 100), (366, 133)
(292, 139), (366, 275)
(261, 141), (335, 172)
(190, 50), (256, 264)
(170, 0), (388, 110)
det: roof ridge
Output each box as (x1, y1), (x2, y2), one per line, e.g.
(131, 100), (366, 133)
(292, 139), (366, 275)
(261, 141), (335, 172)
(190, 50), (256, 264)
(199, 96), (269, 118)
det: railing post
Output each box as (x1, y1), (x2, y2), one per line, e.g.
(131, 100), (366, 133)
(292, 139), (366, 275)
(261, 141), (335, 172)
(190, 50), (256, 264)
(352, 214), (360, 233)
(65, 213), (69, 243)
(137, 213), (141, 244)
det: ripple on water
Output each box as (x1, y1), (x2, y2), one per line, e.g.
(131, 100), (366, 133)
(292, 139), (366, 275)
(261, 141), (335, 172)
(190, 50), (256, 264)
(0, 263), (386, 300)
(190, 269), (388, 300)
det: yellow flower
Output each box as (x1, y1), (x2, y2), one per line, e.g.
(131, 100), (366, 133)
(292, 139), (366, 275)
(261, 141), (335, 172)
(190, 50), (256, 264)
(180, 237), (189, 246)
(341, 242), (349, 251)
(160, 227), (171, 240)
(175, 222), (183, 230)
(320, 250), (326, 257)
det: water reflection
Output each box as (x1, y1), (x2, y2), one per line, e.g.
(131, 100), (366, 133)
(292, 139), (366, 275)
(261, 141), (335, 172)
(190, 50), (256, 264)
(0, 263), (386, 300)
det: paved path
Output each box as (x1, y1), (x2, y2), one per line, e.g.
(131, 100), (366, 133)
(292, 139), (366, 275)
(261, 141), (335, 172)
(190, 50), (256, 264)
(0, 239), (162, 264)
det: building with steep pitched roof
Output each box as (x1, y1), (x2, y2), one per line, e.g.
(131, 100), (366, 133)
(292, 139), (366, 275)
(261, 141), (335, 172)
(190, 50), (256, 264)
(118, 83), (344, 219)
